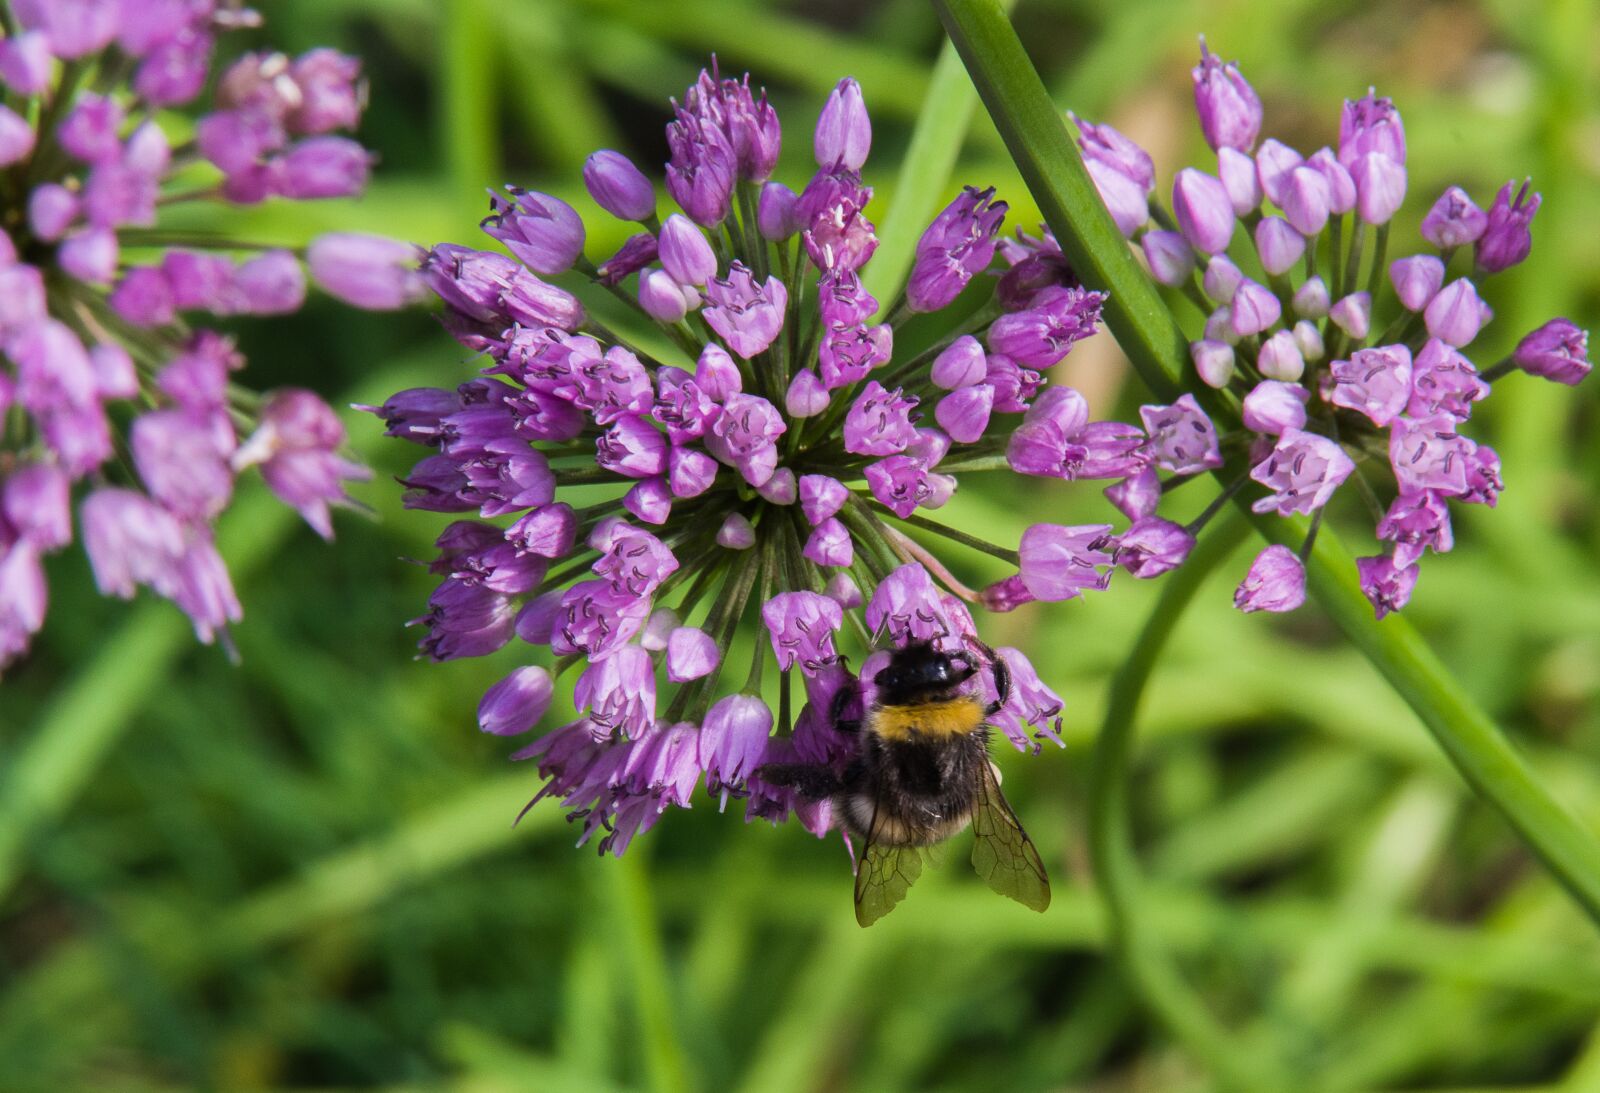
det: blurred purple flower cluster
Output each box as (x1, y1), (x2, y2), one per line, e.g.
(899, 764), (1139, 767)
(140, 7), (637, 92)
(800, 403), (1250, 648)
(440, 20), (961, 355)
(0, 2), (426, 669)
(377, 63), (1215, 854)
(1060, 38), (1589, 618)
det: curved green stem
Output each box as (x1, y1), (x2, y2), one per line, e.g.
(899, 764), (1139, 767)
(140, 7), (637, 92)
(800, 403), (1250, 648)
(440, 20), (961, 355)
(933, 0), (1600, 928)
(1087, 512), (1285, 1092)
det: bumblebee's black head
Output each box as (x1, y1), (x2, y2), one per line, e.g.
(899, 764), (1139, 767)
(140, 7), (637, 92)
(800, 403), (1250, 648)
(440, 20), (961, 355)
(873, 641), (976, 706)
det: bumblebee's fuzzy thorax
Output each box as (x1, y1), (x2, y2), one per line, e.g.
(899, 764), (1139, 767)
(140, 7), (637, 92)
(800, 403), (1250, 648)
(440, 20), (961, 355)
(867, 695), (985, 741)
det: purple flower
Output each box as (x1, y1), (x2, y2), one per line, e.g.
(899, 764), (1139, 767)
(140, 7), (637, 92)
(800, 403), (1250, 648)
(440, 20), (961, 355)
(1255, 138), (1303, 206)
(0, 542), (46, 662)
(1512, 318), (1590, 386)
(1338, 91), (1406, 168)
(1191, 40), (1262, 152)
(797, 165), (878, 272)
(1423, 279), (1491, 347)
(1190, 339), (1236, 387)
(1249, 428), (1355, 515)
(1019, 523), (1116, 600)
(844, 381), (918, 456)
(1254, 217), (1305, 276)
(907, 186), (1007, 313)
(814, 77), (870, 170)
(1105, 467), (1161, 521)
(659, 213), (717, 286)
(1258, 330), (1305, 382)
(303, 233), (424, 310)
(1234, 546), (1306, 613)
(414, 577), (518, 661)
(757, 181), (802, 241)
(3, 463), (72, 550)
(1407, 339), (1487, 419)
(700, 694), (773, 793)
(1140, 394), (1222, 475)
(1242, 380), (1308, 435)
(931, 335), (988, 390)
(1074, 117), (1153, 237)
(762, 591), (843, 674)
(233, 389), (369, 540)
(666, 626), (719, 682)
(1142, 230), (1196, 285)
(1475, 179), (1540, 273)
(1330, 345), (1413, 427)
(1356, 555), (1418, 619)
(1282, 166), (1330, 236)
(935, 384), (994, 444)
(866, 564), (956, 648)
(575, 646), (657, 739)
(799, 474), (848, 525)
(1377, 490), (1454, 568)
(986, 285), (1105, 368)
(1173, 168), (1236, 254)
(1351, 152), (1406, 225)
(1217, 146), (1262, 215)
(479, 666), (555, 736)
(863, 455), (936, 518)
(666, 103), (736, 227)
(703, 262), (788, 358)
(1389, 414), (1474, 495)
(1306, 147), (1357, 214)
(483, 189), (586, 276)
(1420, 186), (1488, 249)
(1329, 292), (1372, 340)
(584, 150), (656, 221)
(1389, 255), (1445, 312)
(1229, 280), (1281, 338)
(1115, 517), (1195, 578)
(803, 518), (854, 568)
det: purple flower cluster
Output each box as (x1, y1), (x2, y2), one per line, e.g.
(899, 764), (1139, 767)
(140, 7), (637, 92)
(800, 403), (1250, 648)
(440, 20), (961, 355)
(1058, 40), (1590, 618)
(379, 67), (1111, 854)
(0, 4), (424, 669)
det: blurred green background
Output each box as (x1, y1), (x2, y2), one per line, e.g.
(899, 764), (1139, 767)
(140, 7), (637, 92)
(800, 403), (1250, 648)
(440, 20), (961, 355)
(5, 0), (1600, 1089)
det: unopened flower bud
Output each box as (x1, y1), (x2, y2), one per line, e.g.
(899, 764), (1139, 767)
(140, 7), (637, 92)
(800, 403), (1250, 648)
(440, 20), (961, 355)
(1292, 276), (1330, 318)
(1330, 292), (1372, 340)
(1172, 168), (1235, 254)
(1141, 230), (1194, 285)
(583, 150), (656, 221)
(1389, 255), (1444, 312)
(659, 214), (717, 286)
(1254, 216), (1305, 276)
(1257, 329), (1305, 381)
(1190, 339), (1236, 387)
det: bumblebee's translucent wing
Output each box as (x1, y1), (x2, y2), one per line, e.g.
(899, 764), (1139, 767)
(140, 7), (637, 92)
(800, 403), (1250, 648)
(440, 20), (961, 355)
(971, 760), (1051, 912)
(853, 799), (924, 927)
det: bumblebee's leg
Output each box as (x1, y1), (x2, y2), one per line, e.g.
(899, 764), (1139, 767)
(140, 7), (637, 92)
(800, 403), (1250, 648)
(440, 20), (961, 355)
(829, 680), (861, 735)
(983, 646), (1012, 717)
(755, 762), (844, 801)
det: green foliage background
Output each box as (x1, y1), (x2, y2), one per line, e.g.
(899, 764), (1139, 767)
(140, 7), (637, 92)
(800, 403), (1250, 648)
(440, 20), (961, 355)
(4, 0), (1599, 1089)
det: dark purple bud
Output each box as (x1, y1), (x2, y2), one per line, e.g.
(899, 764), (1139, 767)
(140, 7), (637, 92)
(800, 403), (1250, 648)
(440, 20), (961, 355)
(906, 186), (1007, 313)
(1513, 318), (1590, 386)
(584, 150), (656, 221)
(595, 232), (659, 286)
(666, 104), (736, 226)
(1474, 179), (1540, 273)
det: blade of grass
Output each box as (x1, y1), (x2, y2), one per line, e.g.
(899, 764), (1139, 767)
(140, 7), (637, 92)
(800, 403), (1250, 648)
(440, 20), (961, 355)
(441, 0), (501, 201)
(861, 4), (1014, 310)
(931, 0), (1600, 929)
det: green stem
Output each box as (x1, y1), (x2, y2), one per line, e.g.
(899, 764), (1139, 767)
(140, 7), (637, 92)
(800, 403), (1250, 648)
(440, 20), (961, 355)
(1088, 511), (1282, 1092)
(933, 0), (1600, 929)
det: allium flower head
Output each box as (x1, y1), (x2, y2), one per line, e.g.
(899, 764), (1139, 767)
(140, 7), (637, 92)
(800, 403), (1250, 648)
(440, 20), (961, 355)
(1072, 39), (1590, 620)
(376, 62), (1106, 854)
(0, 7), (413, 672)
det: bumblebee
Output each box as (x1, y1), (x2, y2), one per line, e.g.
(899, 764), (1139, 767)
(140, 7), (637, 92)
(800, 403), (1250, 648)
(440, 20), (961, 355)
(759, 639), (1050, 926)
